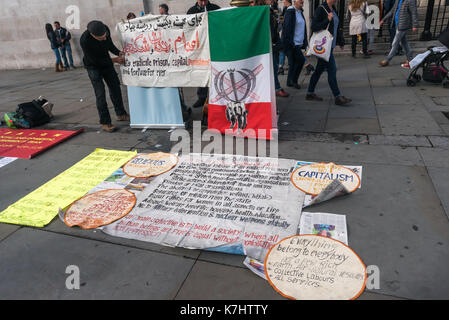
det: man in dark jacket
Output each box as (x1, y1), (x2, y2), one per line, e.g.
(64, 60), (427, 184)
(187, 0), (221, 108)
(282, 0), (307, 89)
(54, 21), (75, 70)
(80, 20), (129, 132)
(306, 0), (351, 106)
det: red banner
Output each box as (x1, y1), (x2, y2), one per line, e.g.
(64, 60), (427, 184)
(0, 128), (83, 159)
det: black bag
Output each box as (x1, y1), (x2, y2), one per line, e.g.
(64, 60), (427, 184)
(16, 99), (51, 127)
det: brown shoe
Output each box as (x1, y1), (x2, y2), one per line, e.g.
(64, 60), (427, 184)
(102, 124), (117, 132)
(55, 63), (62, 72)
(306, 93), (323, 101)
(379, 60), (389, 67)
(117, 113), (130, 121)
(335, 96), (352, 106)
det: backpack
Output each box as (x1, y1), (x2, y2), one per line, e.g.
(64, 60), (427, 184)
(15, 97), (53, 128)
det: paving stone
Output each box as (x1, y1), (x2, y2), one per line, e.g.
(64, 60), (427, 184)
(372, 87), (418, 105)
(0, 224), (19, 242)
(427, 167), (449, 220)
(429, 111), (449, 125)
(279, 131), (369, 144)
(0, 228), (195, 299)
(418, 147), (449, 168)
(279, 108), (328, 132)
(328, 104), (377, 119)
(369, 135), (432, 147)
(428, 136), (449, 149)
(325, 118), (381, 134)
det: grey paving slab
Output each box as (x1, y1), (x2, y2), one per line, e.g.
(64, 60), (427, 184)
(306, 164), (449, 299)
(325, 118), (381, 134)
(0, 224), (20, 242)
(175, 260), (285, 300)
(278, 141), (424, 166)
(369, 135), (431, 147)
(428, 136), (449, 149)
(328, 104), (377, 119)
(417, 94), (449, 113)
(0, 228), (195, 299)
(377, 105), (444, 136)
(45, 218), (200, 259)
(197, 251), (247, 269)
(427, 167), (449, 220)
(357, 291), (407, 300)
(429, 111), (449, 125)
(279, 108), (328, 132)
(418, 147), (449, 168)
(62, 130), (145, 149)
(368, 77), (396, 87)
(278, 131), (368, 144)
(372, 87), (418, 105)
(441, 124), (449, 135)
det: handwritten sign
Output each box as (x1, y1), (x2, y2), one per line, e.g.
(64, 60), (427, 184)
(117, 13), (210, 87)
(291, 162), (360, 196)
(123, 152), (178, 178)
(265, 235), (366, 300)
(64, 189), (136, 229)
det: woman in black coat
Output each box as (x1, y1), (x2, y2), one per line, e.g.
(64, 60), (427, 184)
(45, 23), (63, 72)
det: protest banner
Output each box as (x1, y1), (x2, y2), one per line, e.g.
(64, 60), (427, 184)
(208, 6), (277, 139)
(0, 128), (83, 159)
(101, 153), (305, 262)
(0, 149), (136, 227)
(123, 152), (178, 178)
(117, 13), (210, 88)
(265, 235), (367, 300)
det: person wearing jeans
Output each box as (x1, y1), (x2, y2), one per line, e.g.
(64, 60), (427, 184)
(306, 0), (352, 106)
(54, 21), (75, 70)
(379, 0), (418, 67)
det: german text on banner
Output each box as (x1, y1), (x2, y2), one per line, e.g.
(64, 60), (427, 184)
(117, 14), (210, 87)
(208, 6), (276, 139)
(0, 149), (136, 227)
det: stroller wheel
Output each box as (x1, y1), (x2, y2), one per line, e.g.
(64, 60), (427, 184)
(407, 79), (416, 87)
(413, 74), (422, 81)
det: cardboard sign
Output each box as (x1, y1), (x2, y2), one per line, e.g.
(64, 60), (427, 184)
(265, 235), (366, 300)
(123, 152), (178, 178)
(64, 189), (136, 229)
(291, 162), (360, 196)
(0, 128), (83, 159)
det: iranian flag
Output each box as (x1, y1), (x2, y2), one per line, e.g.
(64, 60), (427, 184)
(207, 6), (276, 140)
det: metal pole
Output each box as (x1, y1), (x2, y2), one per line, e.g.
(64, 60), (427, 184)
(420, 0), (435, 41)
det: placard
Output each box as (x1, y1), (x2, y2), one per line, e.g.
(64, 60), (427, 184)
(123, 152), (178, 178)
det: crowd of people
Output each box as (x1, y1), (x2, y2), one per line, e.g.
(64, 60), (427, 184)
(43, 0), (421, 131)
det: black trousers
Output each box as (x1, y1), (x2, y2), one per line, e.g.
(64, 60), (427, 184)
(351, 33), (368, 56)
(286, 45), (306, 86)
(87, 66), (127, 125)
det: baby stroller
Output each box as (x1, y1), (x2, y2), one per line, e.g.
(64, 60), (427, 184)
(407, 28), (449, 87)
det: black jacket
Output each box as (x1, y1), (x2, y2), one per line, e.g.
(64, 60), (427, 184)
(55, 27), (72, 45)
(270, 8), (283, 52)
(80, 26), (121, 69)
(311, 2), (345, 47)
(282, 6), (308, 51)
(187, 2), (220, 14)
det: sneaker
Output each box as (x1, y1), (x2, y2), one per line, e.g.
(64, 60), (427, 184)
(335, 96), (352, 106)
(401, 62), (410, 68)
(276, 89), (289, 97)
(117, 113), (130, 121)
(102, 124), (117, 132)
(379, 60), (389, 67)
(192, 98), (206, 108)
(306, 93), (323, 101)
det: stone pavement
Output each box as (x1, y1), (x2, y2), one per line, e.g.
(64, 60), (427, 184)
(0, 53), (449, 300)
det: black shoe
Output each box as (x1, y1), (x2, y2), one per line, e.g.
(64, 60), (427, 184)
(306, 93), (323, 101)
(335, 96), (352, 106)
(192, 98), (206, 108)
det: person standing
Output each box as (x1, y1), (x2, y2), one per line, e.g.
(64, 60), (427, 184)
(347, 0), (370, 58)
(45, 24), (63, 72)
(187, 0), (221, 108)
(306, 0), (352, 106)
(282, 0), (307, 89)
(379, 0), (418, 67)
(80, 20), (130, 132)
(54, 21), (75, 71)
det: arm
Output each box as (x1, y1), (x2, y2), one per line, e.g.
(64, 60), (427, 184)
(282, 10), (295, 49)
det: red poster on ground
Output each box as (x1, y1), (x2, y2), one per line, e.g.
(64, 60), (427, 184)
(0, 128), (83, 159)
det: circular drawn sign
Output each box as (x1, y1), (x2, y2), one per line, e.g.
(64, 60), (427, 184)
(64, 189), (136, 229)
(264, 235), (367, 300)
(123, 152), (178, 178)
(291, 162), (360, 196)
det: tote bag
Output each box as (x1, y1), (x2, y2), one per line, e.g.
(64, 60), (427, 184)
(306, 6), (333, 62)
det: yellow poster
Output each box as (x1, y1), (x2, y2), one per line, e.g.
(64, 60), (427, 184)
(0, 148), (137, 227)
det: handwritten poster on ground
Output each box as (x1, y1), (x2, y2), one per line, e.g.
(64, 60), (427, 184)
(117, 13), (210, 87)
(102, 154), (305, 261)
(265, 235), (366, 300)
(0, 149), (136, 227)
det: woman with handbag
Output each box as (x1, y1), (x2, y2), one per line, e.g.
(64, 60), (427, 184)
(347, 0), (370, 58)
(306, 0), (352, 106)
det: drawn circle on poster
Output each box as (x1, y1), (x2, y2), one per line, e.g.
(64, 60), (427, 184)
(264, 235), (367, 300)
(64, 189), (136, 229)
(290, 162), (360, 196)
(123, 152), (178, 178)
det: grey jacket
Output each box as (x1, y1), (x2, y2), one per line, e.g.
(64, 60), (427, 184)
(383, 0), (418, 31)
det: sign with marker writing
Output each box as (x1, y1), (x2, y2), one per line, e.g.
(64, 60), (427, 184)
(123, 152), (178, 178)
(265, 235), (367, 300)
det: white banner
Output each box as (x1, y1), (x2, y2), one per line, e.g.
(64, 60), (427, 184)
(117, 14), (210, 87)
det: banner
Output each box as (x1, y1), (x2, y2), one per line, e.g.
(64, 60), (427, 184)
(208, 6), (276, 139)
(0, 149), (136, 227)
(118, 13), (210, 87)
(0, 128), (83, 159)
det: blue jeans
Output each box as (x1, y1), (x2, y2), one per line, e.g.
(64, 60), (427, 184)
(279, 50), (286, 67)
(60, 43), (74, 67)
(386, 29), (413, 62)
(272, 50), (282, 91)
(52, 48), (61, 64)
(307, 50), (341, 98)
